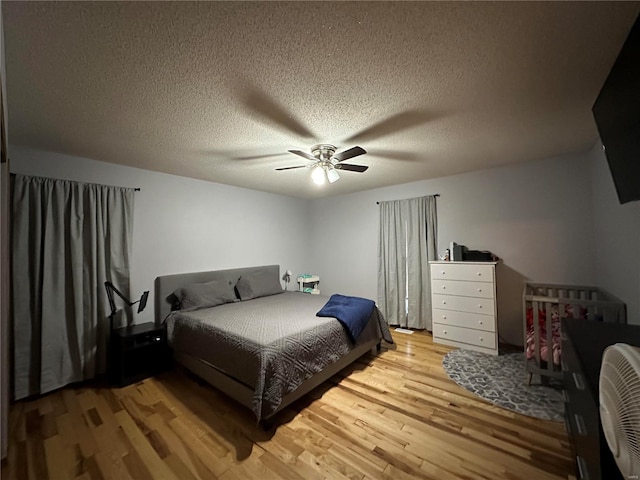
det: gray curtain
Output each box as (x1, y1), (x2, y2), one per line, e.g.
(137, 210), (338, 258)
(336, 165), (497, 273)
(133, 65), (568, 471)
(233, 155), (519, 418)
(11, 174), (134, 399)
(377, 195), (437, 330)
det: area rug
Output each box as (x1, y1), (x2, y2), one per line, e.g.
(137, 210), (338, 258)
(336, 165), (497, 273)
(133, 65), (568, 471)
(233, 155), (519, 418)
(442, 349), (564, 421)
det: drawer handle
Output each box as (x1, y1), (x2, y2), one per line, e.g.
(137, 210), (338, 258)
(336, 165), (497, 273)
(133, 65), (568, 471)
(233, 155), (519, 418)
(574, 413), (587, 435)
(477, 288), (482, 293)
(478, 305), (482, 309)
(562, 389), (570, 403)
(561, 359), (567, 372)
(477, 272), (482, 276)
(442, 315), (447, 320)
(576, 456), (589, 480)
(443, 330), (447, 335)
(442, 286), (446, 290)
(441, 271), (445, 275)
(442, 301), (447, 305)
(572, 372), (585, 391)
(479, 337), (484, 342)
(478, 320), (483, 325)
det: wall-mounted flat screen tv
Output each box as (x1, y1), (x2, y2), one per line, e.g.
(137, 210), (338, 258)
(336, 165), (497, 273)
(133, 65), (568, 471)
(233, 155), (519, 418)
(592, 13), (640, 204)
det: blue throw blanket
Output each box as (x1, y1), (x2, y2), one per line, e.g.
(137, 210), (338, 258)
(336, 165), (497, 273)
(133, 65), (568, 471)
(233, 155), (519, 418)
(316, 294), (375, 343)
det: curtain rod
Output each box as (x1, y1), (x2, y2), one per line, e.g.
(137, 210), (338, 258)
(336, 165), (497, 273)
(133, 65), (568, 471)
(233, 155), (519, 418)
(376, 194), (439, 204)
(10, 173), (141, 191)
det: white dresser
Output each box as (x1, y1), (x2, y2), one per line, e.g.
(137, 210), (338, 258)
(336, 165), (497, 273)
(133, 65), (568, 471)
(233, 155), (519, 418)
(430, 261), (499, 355)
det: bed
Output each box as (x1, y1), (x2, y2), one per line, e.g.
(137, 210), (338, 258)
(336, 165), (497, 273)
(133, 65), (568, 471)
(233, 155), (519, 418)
(155, 265), (393, 423)
(523, 282), (625, 382)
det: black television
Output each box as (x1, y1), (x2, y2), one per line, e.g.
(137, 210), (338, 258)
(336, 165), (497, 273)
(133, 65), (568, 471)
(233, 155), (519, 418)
(592, 13), (640, 205)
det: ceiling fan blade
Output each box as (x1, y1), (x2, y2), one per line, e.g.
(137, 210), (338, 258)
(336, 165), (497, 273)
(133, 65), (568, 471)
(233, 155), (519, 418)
(335, 163), (369, 173)
(333, 146), (366, 162)
(344, 110), (437, 142)
(288, 149), (317, 161)
(241, 85), (315, 139)
(275, 165), (308, 171)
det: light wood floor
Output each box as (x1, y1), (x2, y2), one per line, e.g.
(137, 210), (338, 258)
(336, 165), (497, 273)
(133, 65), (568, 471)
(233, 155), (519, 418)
(2, 331), (576, 480)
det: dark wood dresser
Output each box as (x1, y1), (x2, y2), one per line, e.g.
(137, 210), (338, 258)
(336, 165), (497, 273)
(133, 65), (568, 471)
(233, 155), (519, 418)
(561, 318), (640, 480)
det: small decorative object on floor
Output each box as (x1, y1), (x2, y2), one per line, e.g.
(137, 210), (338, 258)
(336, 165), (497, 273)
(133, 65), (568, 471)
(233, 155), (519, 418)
(442, 349), (564, 421)
(394, 328), (414, 335)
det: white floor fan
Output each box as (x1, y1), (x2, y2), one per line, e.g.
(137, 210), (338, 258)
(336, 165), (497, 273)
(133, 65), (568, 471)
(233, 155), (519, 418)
(599, 343), (640, 477)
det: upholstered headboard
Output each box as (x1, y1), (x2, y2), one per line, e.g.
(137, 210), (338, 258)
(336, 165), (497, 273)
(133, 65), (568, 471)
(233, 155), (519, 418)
(154, 265), (280, 324)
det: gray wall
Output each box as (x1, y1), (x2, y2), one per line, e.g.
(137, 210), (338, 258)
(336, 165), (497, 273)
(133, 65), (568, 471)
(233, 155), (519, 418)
(10, 146), (311, 325)
(590, 141), (640, 324)
(308, 151), (601, 345)
(10, 142), (639, 344)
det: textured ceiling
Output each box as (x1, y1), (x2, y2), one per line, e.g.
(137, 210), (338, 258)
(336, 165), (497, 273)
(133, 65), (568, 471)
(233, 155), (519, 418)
(3, 1), (640, 199)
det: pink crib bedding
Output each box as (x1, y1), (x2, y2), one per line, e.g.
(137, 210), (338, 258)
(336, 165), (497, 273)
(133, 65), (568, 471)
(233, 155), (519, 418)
(525, 304), (586, 366)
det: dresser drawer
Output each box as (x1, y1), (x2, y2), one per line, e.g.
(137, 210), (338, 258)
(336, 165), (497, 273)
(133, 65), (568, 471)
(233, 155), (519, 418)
(564, 371), (599, 436)
(568, 400), (600, 480)
(433, 293), (495, 316)
(561, 339), (581, 374)
(433, 323), (496, 349)
(431, 279), (494, 299)
(431, 263), (494, 282)
(432, 308), (495, 332)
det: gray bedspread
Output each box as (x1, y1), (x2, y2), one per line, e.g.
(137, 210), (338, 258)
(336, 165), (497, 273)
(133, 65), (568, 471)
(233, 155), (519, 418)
(166, 291), (391, 420)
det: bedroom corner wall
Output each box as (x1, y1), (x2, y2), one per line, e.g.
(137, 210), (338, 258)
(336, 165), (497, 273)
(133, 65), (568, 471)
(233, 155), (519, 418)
(590, 141), (640, 325)
(9, 145), (312, 326)
(308, 151), (597, 346)
(0, 0), (8, 460)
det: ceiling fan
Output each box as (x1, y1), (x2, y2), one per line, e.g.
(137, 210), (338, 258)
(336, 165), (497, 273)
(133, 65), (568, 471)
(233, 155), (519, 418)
(276, 144), (368, 185)
(234, 85), (438, 184)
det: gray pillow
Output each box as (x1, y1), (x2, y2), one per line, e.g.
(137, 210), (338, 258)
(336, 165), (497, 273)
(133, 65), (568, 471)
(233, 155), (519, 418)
(174, 279), (237, 312)
(236, 270), (283, 301)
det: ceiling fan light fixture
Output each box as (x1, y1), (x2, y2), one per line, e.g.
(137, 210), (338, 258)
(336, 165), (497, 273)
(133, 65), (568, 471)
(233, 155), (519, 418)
(326, 167), (340, 183)
(311, 165), (326, 185)
(280, 144), (368, 185)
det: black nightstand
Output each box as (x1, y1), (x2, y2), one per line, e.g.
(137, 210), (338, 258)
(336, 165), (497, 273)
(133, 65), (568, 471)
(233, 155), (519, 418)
(109, 322), (171, 387)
